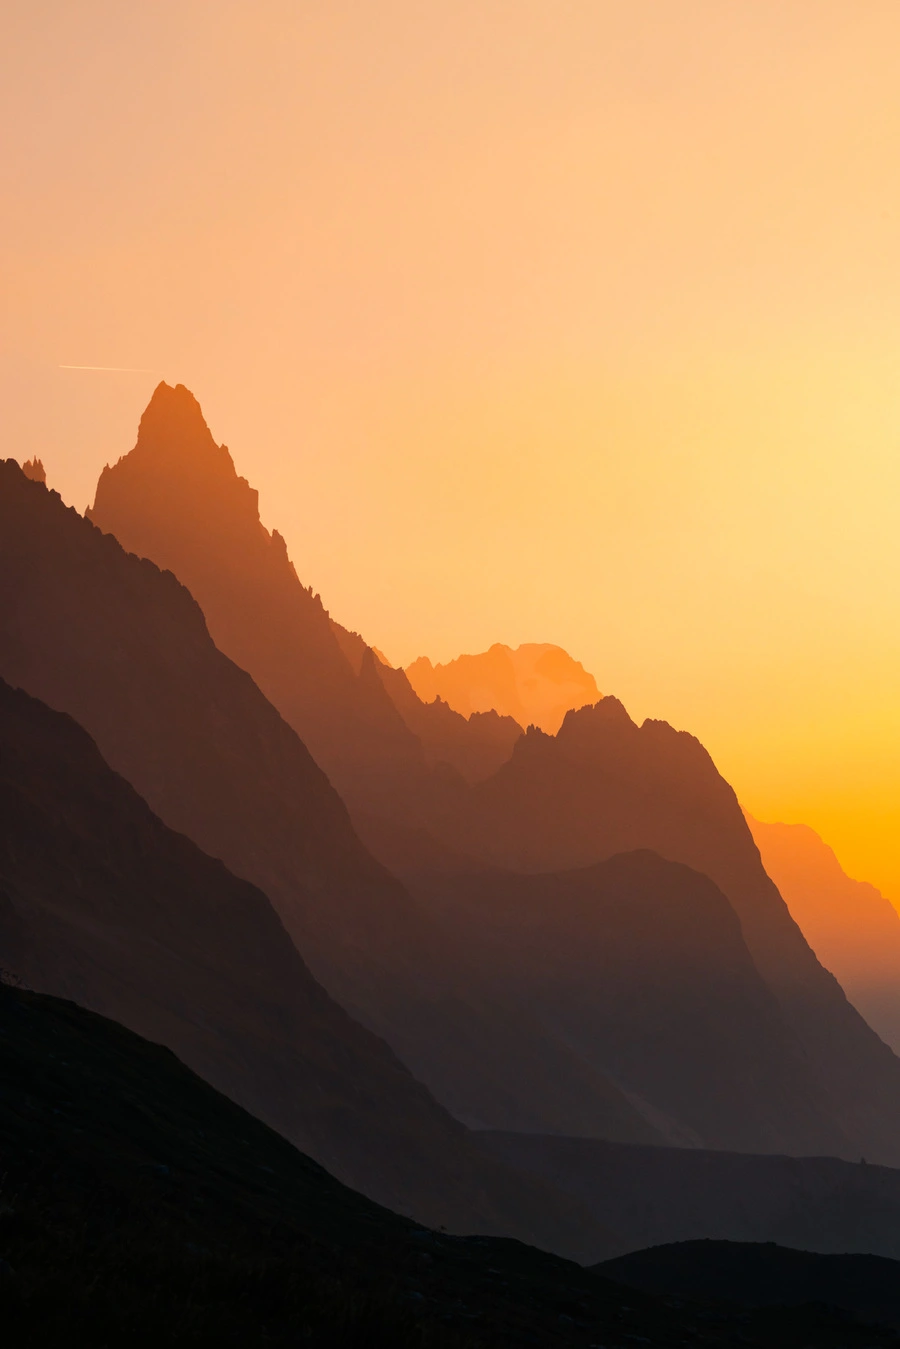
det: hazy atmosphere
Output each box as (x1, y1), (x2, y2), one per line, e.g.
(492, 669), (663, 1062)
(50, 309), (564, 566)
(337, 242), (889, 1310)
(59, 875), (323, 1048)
(10, 7), (900, 1343)
(4, 2), (900, 893)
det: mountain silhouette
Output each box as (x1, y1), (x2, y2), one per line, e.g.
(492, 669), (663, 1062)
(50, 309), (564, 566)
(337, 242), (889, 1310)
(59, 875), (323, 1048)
(4, 989), (868, 1349)
(0, 673), (612, 1255)
(597, 1241), (900, 1332)
(86, 382), (422, 798)
(361, 830), (851, 1154)
(482, 1131), (900, 1264)
(75, 388), (900, 1161)
(21, 455), (45, 483)
(374, 654), (523, 783)
(748, 814), (900, 1054)
(407, 641), (600, 734)
(86, 382), (519, 801)
(0, 459), (661, 1158)
(385, 698), (900, 1164)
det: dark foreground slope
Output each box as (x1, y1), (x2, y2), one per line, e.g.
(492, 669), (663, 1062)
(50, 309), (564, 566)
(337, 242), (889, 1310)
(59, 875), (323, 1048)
(481, 1131), (900, 1262)
(0, 459), (654, 1152)
(0, 985), (892, 1349)
(0, 675), (610, 1255)
(599, 1241), (900, 1333)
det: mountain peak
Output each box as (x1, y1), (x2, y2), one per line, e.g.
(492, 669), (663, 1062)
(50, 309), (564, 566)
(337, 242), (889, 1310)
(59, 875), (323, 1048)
(88, 382), (250, 533)
(406, 642), (600, 733)
(132, 381), (220, 463)
(21, 457), (46, 484)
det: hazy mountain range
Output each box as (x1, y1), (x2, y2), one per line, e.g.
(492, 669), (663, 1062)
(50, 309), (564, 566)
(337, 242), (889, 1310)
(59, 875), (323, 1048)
(5, 381), (900, 1334)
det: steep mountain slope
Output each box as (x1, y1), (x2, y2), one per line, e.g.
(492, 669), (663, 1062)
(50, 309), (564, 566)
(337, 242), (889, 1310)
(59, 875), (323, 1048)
(749, 815), (900, 1053)
(86, 381), (423, 798)
(74, 386), (900, 1162)
(482, 1131), (900, 1262)
(0, 677), (607, 1251)
(399, 699), (900, 1165)
(0, 460), (658, 1156)
(4, 989), (876, 1349)
(406, 642), (600, 734)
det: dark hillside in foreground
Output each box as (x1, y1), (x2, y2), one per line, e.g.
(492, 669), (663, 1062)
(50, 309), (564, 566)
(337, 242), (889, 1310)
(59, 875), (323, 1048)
(0, 984), (893, 1349)
(598, 1241), (900, 1332)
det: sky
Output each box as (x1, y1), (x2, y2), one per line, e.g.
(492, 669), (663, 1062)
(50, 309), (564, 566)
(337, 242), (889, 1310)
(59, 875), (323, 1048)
(3, 2), (900, 898)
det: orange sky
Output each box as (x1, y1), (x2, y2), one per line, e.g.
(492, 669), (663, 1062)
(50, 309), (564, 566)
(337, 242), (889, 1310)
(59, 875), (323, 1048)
(3, 2), (900, 899)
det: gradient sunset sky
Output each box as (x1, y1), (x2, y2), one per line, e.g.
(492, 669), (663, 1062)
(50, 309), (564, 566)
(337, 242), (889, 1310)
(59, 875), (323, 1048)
(3, 2), (900, 899)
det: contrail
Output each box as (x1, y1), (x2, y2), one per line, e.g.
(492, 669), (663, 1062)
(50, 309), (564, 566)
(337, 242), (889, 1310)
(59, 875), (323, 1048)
(59, 364), (158, 373)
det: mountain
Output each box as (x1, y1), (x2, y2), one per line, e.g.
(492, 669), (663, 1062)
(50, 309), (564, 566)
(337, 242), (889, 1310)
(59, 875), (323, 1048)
(374, 655), (523, 784)
(748, 815), (900, 1054)
(4, 987), (878, 1349)
(21, 455), (45, 483)
(597, 1241), (900, 1333)
(0, 459), (663, 1195)
(86, 381), (423, 799)
(86, 381), (519, 803)
(360, 827), (850, 1155)
(78, 388), (900, 1161)
(0, 675), (609, 1252)
(390, 699), (900, 1165)
(76, 388), (687, 1142)
(406, 641), (600, 734)
(482, 1131), (900, 1263)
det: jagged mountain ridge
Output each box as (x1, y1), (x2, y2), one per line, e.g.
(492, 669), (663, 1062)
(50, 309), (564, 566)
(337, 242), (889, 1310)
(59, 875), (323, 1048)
(87, 382), (521, 796)
(74, 384), (900, 1163)
(0, 459), (660, 1153)
(406, 642), (600, 734)
(393, 698), (900, 1164)
(0, 672), (612, 1254)
(86, 382), (424, 797)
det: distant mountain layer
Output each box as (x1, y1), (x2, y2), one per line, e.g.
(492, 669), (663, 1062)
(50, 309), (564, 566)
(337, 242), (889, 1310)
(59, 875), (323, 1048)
(482, 1131), (900, 1263)
(406, 642), (600, 734)
(366, 830), (842, 1155)
(748, 814), (900, 1054)
(386, 699), (900, 1165)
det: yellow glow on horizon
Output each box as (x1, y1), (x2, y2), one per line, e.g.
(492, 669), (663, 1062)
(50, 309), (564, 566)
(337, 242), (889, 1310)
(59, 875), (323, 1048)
(4, 2), (900, 899)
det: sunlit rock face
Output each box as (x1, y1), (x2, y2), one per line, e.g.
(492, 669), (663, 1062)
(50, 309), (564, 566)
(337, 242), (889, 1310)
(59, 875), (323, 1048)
(406, 641), (600, 734)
